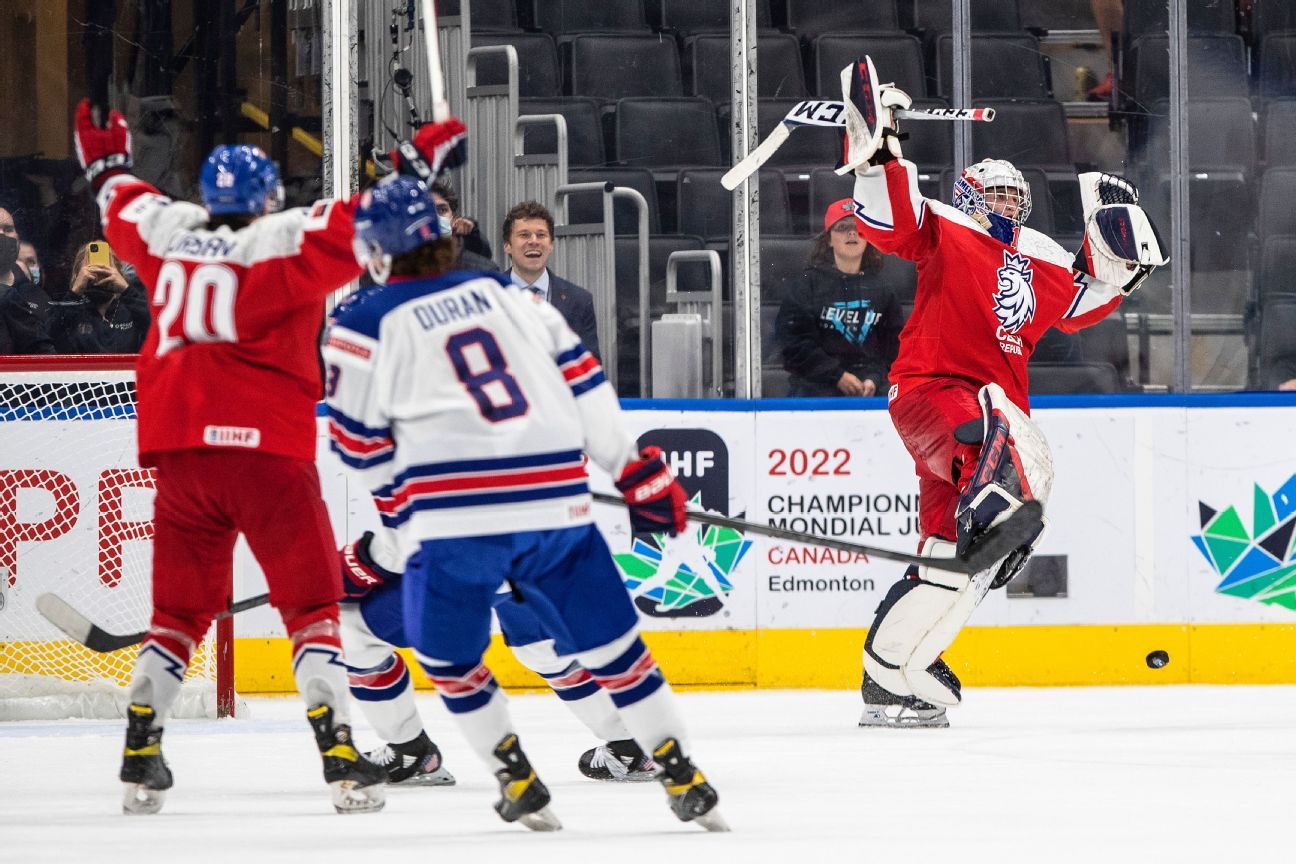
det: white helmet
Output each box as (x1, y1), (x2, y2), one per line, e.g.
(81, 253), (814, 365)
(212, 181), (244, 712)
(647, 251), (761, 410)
(953, 158), (1032, 243)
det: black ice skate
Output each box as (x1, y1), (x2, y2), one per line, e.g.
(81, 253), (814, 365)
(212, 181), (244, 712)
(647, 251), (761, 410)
(577, 738), (659, 782)
(492, 734), (562, 831)
(652, 738), (729, 832)
(120, 703), (173, 815)
(858, 660), (960, 729)
(366, 731), (456, 786)
(306, 703), (386, 814)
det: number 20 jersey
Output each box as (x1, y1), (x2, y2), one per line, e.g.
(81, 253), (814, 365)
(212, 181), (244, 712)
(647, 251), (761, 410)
(98, 175), (364, 465)
(322, 271), (637, 559)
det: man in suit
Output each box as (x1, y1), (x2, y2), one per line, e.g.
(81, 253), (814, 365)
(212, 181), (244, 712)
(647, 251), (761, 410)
(502, 201), (600, 360)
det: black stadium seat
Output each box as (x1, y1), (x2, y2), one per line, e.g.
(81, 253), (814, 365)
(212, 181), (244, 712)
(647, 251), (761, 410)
(1122, 0), (1236, 38)
(569, 35), (683, 100)
(1258, 298), (1296, 388)
(1260, 169), (1296, 240)
(902, 98), (954, 171)
(470, 33), (560, 97)
(654, 0), (773, 36)
(615, 98), (723, 170)
(529, 0), (648, 35)
(719, 98), (840, 177)
(519, 97), (606, 166)
(690, 33), (806, 103)
(971, 100), (1071, 169)
(813, 32), (927, 99)
(469, 0), (520, 33)
(1259, 235), (1296, 301)
(1145, 98), (1256, 174)
(1259, 34), (1296, 101)
(759, 234), (813, 307)
(786, 0), (900, 43)
(1078, 312), (1132, 389)
(566, 167), (661, 233)
(1148, 171), (1253, 271)
(912, 0), (1021, 33)
(1128, 35), (1247, 107)
(1252, 0), (1296, 43)
(934, 33), (1051, 100)
(1028, 362), (1122, 394)
(1263, 100), (1296, 167)
(677, 169), (791, 242)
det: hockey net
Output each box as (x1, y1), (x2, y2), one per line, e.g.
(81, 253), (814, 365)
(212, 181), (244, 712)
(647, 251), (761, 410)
(0, 356), (235, 720)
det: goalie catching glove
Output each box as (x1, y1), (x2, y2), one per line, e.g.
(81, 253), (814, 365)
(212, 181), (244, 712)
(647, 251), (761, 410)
(73, 98), (133, 191)
(615, 446), (688, 536)
(389, 117), (468, 183)
(1074, 172), (1168, 294)
(339, 531), (401, 600)
(837, 56), (911, 175)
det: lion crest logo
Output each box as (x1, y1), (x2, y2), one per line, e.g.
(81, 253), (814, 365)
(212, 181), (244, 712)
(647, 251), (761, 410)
(994, 250), (1036, 334)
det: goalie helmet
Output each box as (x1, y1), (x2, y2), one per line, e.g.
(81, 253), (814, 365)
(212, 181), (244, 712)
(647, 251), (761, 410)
(199, 145), (284, 216)
(952, 158), (1032, 245)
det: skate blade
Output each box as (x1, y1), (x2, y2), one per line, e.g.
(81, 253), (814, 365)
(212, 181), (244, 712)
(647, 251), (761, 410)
(517, 805), (563, 832)
(858, 707), (949, 729)
(388, 765), (456, 787)
(330, 780), (386, 814)
(693, 808), (731, 833)
(122, 783), (165, 815)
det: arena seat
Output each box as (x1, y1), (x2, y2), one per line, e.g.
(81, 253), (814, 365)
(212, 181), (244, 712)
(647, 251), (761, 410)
(912, 0), (1021, 33)
(970, 100), (1071, 170)
(1258, 34), (1296, 101)
(718, 98), (840, 176)
(1251, 0), (1296, 43)
(1263, 100), (1296, 167)
(569, 35), (683, 100)
(812, 32), (927, 99)
(529, 0), (649, 35)
(1259, 168), (1296, 240)
(1078, 312), (1132, 388)
(1128, 35), (1247, 107)
(519, 97), (606, 166)
(1028, 362), (1123, 394)
(1258, 236), (1296, 302)
(566, 166), (661, 233)
(934, 33), (1051, 100)
(470, 32), (560, 97)
(1257, 298), (1296, 387)
(786, 0), (900, 43)
(677, 169), (791, 242)
(468, 0), (520, 33)
(652, 0), (773, 36)
(615, 98), (723, 170)
(759, 234), (812, 307)
(1122, 0), (1236, 38)
(690, 33), (806, 103)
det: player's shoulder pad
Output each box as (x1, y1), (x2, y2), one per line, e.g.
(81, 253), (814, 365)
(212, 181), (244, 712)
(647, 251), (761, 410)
(332, 270), (513, 339)
(1015, 226), (1072, 269)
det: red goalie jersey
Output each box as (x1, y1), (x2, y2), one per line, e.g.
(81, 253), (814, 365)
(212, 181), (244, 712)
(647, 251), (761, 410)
(852, 159), (1125, 410)
(98, 175), (364, 464)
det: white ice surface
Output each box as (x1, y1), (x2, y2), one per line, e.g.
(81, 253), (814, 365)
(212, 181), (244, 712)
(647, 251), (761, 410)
(3, 686), (1293, 863)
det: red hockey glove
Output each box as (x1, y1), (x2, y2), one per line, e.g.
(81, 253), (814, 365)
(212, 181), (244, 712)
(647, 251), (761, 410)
(390, 116), (468, 182)
(339, 531), (400, 600)
(74, 98), (133, 191)
(615, 446), (688, 536)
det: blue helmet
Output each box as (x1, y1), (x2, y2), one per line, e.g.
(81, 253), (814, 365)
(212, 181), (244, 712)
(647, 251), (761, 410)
(200, 145), (283, 215)
(353, 176), (444, 260)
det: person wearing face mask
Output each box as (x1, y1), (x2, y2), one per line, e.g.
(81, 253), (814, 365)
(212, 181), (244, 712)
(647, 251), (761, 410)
(430, 178), (497, 271)
(0, 206), (55, 354)
(48, 242), (151, 354)
(775, 198), (902, 397)
(18, 240), (41, 287)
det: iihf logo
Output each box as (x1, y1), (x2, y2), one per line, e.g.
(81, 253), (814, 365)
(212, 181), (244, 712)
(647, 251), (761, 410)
(993, 250), (1036, 334)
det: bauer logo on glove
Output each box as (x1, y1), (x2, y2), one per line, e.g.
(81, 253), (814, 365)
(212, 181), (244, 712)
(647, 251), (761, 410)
(615, 447), (689, 536)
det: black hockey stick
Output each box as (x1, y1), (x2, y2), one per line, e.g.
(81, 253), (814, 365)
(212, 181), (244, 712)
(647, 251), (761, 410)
(590, 492), (1042, 575)
(37, 591), (270, 654)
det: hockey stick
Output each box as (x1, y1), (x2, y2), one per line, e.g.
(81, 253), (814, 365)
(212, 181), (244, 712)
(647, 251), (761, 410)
(37, 590), (270, 654)
(591, 492), (1041, 575)
(419, 0), (450, 123)
(720, 100), (996, 191)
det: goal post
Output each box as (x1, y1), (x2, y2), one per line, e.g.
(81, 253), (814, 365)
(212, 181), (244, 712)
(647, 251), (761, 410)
(0, 355), (236, 720)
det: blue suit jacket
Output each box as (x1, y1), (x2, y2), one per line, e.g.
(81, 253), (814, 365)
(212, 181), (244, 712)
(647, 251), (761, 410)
(544, 270), (601, 361)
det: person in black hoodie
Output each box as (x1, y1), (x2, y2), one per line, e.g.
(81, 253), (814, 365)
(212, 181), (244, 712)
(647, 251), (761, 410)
(776, 198), (902, 397)
(49, 242), (150, 354)
(0, 207), (55, 354)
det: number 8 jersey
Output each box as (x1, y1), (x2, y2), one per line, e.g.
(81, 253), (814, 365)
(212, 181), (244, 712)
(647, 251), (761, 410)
(98, 175), (364, 465)
(322, 271), (638, 559)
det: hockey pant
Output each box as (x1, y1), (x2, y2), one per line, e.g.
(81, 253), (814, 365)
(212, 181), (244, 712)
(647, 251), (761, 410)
(131, 450), (348, 725)
(866, 383), (1051, 706)
(340, 580), (632, 746)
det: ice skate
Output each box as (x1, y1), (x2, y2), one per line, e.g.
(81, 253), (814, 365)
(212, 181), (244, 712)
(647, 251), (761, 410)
(492, 734), (562, 831)
(578, 738), (659, 782)
(653, 738), (728, 832)
(858, 660), (958, 728)
(307, 704), (386, 814)
(366, 731), (456, 786)
(119, 703), (173, 815)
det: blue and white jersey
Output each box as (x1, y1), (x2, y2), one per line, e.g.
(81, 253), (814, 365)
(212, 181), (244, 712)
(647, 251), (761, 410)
(323, 270), (637, 558)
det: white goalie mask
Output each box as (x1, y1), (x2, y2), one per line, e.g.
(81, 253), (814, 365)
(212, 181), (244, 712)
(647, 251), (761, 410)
(953, 158), (1033, 244)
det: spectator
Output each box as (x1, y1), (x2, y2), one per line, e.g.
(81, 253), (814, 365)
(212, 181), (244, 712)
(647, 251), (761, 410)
(502, 200), (600, 358)
(18, 240), (41, 287)
(0, 206), (54, 354)
(775, 198), (901, 397)
(431, 178), (498, 271)
(49, 242), (150, 354)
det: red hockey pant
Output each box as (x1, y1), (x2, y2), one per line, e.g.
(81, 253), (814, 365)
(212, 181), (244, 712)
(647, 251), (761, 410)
(888, 378), (985, 544)
(150, 449), (341, 639)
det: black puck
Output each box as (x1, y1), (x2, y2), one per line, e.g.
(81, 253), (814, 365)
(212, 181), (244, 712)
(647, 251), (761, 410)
(1146, 650), (1170, 669)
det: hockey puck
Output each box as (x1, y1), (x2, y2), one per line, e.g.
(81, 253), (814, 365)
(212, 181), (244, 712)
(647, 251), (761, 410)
(1146, 650), (1170, 669)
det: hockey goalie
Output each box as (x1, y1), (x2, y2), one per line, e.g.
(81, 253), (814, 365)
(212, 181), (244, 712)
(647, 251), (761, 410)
(834, 58), (1168, 727)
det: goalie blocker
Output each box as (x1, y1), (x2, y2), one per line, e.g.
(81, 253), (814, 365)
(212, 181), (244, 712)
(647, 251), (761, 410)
(864, 384), (1051, 707)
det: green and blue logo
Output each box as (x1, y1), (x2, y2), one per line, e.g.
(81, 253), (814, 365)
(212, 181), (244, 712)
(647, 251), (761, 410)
(1192, 475), (1296, 609)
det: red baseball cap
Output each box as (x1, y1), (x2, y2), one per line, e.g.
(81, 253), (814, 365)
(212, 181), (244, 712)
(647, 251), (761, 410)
(823, 197), (857, 233)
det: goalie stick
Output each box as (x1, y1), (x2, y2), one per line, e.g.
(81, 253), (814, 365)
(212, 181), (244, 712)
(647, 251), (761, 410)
(41, 500), (1042, 654)
(721, 100), (995, 191)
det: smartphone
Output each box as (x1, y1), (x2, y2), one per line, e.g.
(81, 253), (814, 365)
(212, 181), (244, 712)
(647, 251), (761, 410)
(87, 241), (113, 268)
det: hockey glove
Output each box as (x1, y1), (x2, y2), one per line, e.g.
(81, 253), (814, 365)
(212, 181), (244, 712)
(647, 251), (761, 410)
(390, 116), (468, 182)
(615, 446), (688, 536)
(74, 98), (133, 191)
(339, 531), (400, 600)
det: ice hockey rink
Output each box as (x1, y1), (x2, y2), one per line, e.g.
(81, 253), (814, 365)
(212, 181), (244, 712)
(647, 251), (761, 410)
(3, 686), (1292, 863)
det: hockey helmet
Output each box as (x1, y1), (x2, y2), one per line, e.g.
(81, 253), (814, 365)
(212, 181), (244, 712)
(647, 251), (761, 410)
(952, 158), (1032, 244)
(352, 176), (445, 282)
(200, 145), (284, 216)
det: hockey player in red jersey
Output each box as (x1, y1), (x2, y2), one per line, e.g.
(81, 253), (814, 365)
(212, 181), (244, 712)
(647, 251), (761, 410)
(73, 97), (465, 814)
(832, 59), (1167, 726)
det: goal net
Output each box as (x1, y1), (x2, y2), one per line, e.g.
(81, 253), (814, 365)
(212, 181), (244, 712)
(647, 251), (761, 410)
(0, 356), (234, 720)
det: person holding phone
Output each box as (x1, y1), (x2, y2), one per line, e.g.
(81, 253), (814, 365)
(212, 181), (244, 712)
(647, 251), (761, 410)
(49, 241), (151, 354)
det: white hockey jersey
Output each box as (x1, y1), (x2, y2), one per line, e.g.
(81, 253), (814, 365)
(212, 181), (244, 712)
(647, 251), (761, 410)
(323, 270), (637, 560)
